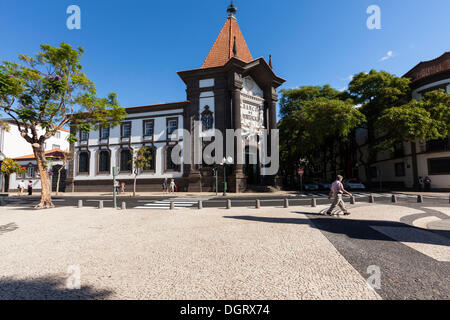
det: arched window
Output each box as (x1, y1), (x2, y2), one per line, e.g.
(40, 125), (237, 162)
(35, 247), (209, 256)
(98, 150), (110, 173)
(78, 152), (89, 173)
(119, 149), (132, 172)
(143, 147), (156, 171)
(165, 146), (179, 172)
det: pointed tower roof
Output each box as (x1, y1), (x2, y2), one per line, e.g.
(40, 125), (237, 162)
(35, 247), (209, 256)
(201, 3), (253, 69)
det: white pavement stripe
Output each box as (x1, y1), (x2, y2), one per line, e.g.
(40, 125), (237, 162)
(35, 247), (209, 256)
(134, 206), (175, 209)
(144, 204), (194, 207)
(413, 216), (442, 229)
(152, 201), (197, 204)
(370, 225), (450, 262)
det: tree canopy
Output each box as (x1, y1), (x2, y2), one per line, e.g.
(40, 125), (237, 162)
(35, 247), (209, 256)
(0, 43), (127, 208)
(278, 86), (365, 176)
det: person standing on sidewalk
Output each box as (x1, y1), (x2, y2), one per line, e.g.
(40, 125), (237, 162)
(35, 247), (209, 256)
(326, 175), (352, 216)
(424, 176), (432, 191)
(418, 177), (424, 191)
(162, 178), (168, 193)
(169, 179), (176, 193)
(17, 180), (25, 196)
(27, 181), (33, 195)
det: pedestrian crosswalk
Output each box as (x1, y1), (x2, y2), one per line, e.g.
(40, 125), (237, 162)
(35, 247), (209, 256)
(134, 197), (211, 210)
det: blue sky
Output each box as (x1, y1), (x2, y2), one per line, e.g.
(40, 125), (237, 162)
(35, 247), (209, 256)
(1, 0), (449, 116)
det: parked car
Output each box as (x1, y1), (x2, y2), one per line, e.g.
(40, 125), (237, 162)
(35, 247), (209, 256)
(343, 179), (366, 190)
(318, 181), (332, 190)
(304, 182), (319, 191)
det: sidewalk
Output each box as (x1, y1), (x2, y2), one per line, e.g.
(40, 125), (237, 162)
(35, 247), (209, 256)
(2, 190), (300, 198)
(0, 204), (382, 299)
(2, 189), (449, 198)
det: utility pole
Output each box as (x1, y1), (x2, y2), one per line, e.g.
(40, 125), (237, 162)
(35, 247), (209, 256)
(113, 166), (118, 209)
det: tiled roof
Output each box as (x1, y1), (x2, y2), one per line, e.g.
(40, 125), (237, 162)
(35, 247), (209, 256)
(13, 149), (66, 161)
(404, 52), (450, 82)
(201, 17), (253, 69)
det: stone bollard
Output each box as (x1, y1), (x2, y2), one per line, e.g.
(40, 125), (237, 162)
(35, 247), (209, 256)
(311, 198), (317, 207)
(350, 196), (356, 205)
(284, 198), (289, 208)
(198, 200), (203, 210)
(417, 195), (423, 203)
(226, 199), (231, 209)
(369, 195), (374, 203)
(77, 200), (83, 208)
(255, 199), (260, 209)
(121, 201), (126, 210)
(98, 200), (104, 209)
(391, 195), (397, 203)
(170, 201), (174, 210)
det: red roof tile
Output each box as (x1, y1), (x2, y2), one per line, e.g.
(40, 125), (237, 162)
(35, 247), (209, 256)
(201, 17), (253, 69)
(14, 149), (66, 161)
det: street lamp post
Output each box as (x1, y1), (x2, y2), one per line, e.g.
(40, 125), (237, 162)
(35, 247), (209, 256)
(213, 166), (218, 196)
(221, 156), (233, 196)
(0, 152), (5, 193)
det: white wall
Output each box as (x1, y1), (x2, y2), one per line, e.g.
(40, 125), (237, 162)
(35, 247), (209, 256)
(417, 152), (450, 189)
(0, 122), (69, 192)
(0, 123), (70, 158)
(73, 109), (184, 181)
(9, 159), (64, 191)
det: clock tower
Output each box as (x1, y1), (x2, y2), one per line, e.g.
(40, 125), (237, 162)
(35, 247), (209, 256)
(177, 2), (285, 192)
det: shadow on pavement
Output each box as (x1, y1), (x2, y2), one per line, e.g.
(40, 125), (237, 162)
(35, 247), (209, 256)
(223, 214), (450, 246)
(0, 276), (114, 300)
(0, 222), (18, 235)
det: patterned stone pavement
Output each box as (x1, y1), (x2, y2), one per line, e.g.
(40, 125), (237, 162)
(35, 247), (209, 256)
(0, 202), (448, 300)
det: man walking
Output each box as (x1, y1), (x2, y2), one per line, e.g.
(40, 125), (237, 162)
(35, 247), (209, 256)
(326, 175), (352, 216)
(17, 180), (25, 196)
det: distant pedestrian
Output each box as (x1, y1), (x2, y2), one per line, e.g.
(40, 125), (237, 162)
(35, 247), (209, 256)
(418, 177), (424, 191)
(326, 175), (352, 216)
(424, 176), (431, 191)
(27, 181), (33, 195)
(114, 180), (120, 194)
(169, 179), (176, 193)
(162, 178), (168, 193)
(18, 180), (25, 196)
(120, 181), (125, 194)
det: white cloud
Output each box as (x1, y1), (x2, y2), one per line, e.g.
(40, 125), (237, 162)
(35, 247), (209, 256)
(380, 50), (394, 61)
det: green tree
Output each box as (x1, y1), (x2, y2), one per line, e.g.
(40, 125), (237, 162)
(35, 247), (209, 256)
(278, 85), (365, 180)
(1, 158), (26, 192)
(279, 85), (344, 118)
(129, 146), (153, 197)
(376, 89), (450, 148)
(348, 70), (411, 176)
(0, 43), (126, 208)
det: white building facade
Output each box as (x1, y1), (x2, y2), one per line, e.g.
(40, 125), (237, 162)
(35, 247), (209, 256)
(356, 52), (450, 190)
(67, 103), (186, 192)
(0, 119), (70, 191)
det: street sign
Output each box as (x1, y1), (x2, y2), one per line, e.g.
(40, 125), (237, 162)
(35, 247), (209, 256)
(298, 169), (304, 175)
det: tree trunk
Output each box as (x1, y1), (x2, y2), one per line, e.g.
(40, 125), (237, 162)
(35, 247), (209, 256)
(56, 166), (63, 196)
(33, 145), (54, 209)
(133, 173), (137, 197)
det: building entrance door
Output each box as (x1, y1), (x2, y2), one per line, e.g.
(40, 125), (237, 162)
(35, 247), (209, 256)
(244, 146), (260, 185)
